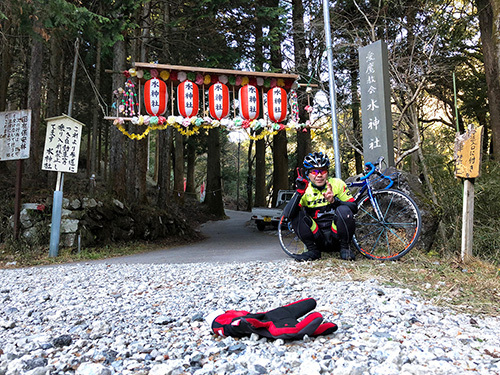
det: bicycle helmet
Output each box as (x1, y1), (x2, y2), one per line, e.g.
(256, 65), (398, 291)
(303, 152), (330, 170)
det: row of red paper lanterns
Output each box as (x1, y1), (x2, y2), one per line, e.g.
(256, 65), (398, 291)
(144, 78), (288, 123)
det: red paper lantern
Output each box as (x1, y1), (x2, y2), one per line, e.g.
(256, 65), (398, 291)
(267, 87), (287, 123)
(209, 83), (230, 120)
(239, 85), (259, 120)
(144, 78), (168, 116)
(177, 80), (199, 118)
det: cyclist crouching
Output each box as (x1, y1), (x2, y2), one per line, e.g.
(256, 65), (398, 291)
(283, 152), (358, 261)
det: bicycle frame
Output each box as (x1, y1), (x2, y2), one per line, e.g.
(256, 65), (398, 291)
(348, 161), (394, 222)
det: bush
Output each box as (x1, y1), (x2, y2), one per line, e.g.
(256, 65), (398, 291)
(433, 160), (500, 263)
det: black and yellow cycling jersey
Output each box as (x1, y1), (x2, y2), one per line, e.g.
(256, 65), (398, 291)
(299, 177), (355, 220)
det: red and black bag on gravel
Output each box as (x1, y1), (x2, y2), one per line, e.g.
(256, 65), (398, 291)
(209, 298), (337, 340)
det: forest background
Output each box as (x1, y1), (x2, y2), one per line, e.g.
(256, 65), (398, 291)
(0, 0), (499, 265)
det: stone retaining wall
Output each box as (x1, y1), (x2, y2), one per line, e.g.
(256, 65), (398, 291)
(15, 197), (195, 248)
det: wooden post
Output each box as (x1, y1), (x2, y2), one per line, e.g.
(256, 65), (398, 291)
(171, 81), (174, 115)
(461, 178), (474, 262)
(13, 160), (23, 239)
(454, 125), (483, 263)
(202, 84), (206, 115)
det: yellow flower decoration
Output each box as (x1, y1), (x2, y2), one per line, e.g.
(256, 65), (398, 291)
(241, 76), (249, 86)
(277, 78), (285, 87)
(160, 70), (170, 81)
(204, 74), (211, 85)
(115, 122), (151, 140)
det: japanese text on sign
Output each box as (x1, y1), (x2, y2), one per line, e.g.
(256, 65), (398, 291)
(364, 50), (382, 152)
(42, 115), (83, 173)
(0, 110), (31, 161)
(454, 125), (483, 179)
(359, 40), (395, 166)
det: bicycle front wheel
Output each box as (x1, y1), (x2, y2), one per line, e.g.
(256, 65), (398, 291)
(353, 189), (421, 260)
(278, 215), (308, 259)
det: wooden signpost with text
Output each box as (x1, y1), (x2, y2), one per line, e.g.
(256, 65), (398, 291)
(454, 125), (483, 262)
(0, 110), (31, 239)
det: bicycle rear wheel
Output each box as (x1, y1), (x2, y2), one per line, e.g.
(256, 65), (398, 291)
(353, 189), (421, 260)
(278, 215), (308, 259)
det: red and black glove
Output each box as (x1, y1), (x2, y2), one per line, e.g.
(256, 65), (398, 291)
(296, 168), (309, 195)
(209, 298), (337, 340)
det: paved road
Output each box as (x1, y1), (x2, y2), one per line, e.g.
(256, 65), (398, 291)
(94, 209), (288, 264)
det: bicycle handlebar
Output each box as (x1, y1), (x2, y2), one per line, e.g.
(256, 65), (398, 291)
(359, 162), (375, 181)
(358, 156), (394, 188)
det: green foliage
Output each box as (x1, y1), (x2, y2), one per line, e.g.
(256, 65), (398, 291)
(470, 162), (500, 262)
(430, 158), (500, 263)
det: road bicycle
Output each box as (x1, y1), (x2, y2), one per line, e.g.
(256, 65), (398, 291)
(278, 157), (422, 261)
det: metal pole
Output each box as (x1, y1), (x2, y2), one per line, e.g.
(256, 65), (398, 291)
(322, 0), (341, 179)
(49, 38), (78, 257)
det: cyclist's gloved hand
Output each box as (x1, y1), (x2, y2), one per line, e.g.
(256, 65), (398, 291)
(332, 197), (342, 208)
(208, 298), (337, 340)
(296, 168), (309, 195)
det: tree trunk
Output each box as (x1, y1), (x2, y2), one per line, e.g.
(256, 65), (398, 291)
(185, 138), (196, 198)
(0, 18), (13, 174)
(126, 135), (136, 202)
(45, 36), (64, 189)
(272, 130), (289, 206)
(267, 0), (288, 205)
(253, 5), (267, 207)
(157, 0), (173, 208)
(46, 37), (62, 118)
(90, 40), (102, 179)
(292, 0), (311, 173)
(477, 0), (500, 158)
(206, 127), (225, 217)
(350, 50), (363, 174)
(109, 39), (127, 200)
(135, 1), (151, 204)
(0, 25), (12, 112)
(157, 126), (173, 209)
(173, 130), (184, 204)
(25, 39), (43, 181)
(246, 138), (254, 211)
(296, 130), (311, 172)
(136, 136), (148, 203)
(254, 136), (267, 207)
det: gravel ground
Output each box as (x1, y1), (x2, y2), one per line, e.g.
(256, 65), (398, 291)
(1, 260), (500, 375)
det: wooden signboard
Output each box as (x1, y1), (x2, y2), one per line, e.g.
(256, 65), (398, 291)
(454, 125), (483, 179)
(0, 110), (31, 161)
(42, 115), (83, 173)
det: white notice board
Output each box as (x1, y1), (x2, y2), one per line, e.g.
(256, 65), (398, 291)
(42, 115), (84, 173)
(0, 110), (31, 161)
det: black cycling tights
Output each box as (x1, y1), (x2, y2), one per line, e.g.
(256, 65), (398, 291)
(291, 206), (356, 252)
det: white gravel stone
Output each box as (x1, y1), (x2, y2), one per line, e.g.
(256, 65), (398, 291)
(1, 260), (499, 374)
